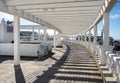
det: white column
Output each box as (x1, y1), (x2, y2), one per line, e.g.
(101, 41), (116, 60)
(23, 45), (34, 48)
(79, 34), (81, 41)
(73, 35), (75, 41)
(72, 35), (73, 41)
(100, 12), (109, 65)
(43, 26), (47, 43)
(80, 34), (82, 44)
(94, 25), (97, 45)
(81, 33), (83, 45)
(0, 19), (5, 42)
(54, 29), (56, 49)
(93, 25), (97, 55)
(69, 35), (71, 41)
(84, 32), (86, 43)
(71, 35), (72, 41)
(38, 28), (41, 41)
(31, 27), (34, 41)
(14, 15), (20, 66)
(58, 33), (61, 41)
(78, 34), (80, 41)
(88, 30), (91, 49)
(103, 12), (109, 51)
(89, 30), (91, 43)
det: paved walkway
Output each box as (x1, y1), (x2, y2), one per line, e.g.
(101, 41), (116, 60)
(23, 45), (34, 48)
(0, 43), (102, 83)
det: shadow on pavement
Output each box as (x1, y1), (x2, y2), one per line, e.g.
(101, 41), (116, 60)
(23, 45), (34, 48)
(14, 65), (26, 83)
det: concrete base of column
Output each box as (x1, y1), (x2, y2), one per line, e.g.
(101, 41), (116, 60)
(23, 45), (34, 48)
(99, 46), (106, 65)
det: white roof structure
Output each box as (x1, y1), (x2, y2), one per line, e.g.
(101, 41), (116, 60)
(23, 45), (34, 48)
(0, 0), (117, 36)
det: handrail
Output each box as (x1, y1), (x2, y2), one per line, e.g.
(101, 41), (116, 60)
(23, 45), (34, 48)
(105, 51), (120, 82)
(68, 40), (120, 82)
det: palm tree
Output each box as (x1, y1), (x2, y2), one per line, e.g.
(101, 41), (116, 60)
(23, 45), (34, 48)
(6, 20), (13, 25)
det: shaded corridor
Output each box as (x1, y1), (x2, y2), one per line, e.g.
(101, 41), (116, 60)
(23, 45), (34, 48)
(34, 42), (103, 83)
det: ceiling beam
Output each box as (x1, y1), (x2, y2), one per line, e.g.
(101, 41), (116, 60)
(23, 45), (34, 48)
(40, 19), (95, 21)
(15, 1), (103, 10)
(0, 1), (61, 33)
(30, 11), (98, 15)
(24, 6), (101, 13)
(3, 0), (113, 35)
(53, 25), (90, 27)
(36, 14), (96, 17)
(34, 13), (96, 16)
(88, 0), (117, 31)
(53, 24), (89, 25)
(7, 0), (102, 6)
(40, 17), (96, 20)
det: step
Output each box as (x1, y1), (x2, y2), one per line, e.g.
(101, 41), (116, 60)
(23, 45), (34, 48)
(105, 77), (116, 83)
(102, 71), (113, 77)
(99, 65), (109, 71)
(99, 65), (117, 83)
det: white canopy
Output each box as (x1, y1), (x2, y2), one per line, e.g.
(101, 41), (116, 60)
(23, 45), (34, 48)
(0, 0), (117, 35)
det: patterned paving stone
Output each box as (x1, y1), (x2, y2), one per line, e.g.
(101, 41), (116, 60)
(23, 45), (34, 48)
(0, 43), (103, 83)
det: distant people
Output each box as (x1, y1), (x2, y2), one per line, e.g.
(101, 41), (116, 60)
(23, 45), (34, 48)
(76, 37), (78, 40)
(113, 41), (120, 53)
(11, 40), (14, 43)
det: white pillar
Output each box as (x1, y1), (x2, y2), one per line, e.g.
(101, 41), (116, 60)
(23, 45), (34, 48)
(79, 34), (81, 41)
(89, 30), (91, 43)
(43, 26), (47, 43)
(31, 27), (34, 41)
(69, 36), (71, 41)
(103, 12), (109, 51)
(78, 34), (80, 41)
(81, 33), (83, 44)
(88, 30), (91, 49)
(54, 29), (56, 49)
(0, 19), (5, 42)
(38, 28), (41, 41)
(80, 34), (82, 44)
(72, 35), (73, 41)
(14, 15), (20, 66)
(100, 12), (109, 65)
(94, 25), (97, 45)
(58, 33), (61, 41)
(84, 32), (86, 43)
(73, 35), (74, 41)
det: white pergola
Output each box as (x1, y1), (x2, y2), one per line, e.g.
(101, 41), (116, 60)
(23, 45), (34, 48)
(0, 0), (117, 65)
(0, 0), (117, 35)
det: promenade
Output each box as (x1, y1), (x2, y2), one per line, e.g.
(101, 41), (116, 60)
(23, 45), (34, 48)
(0, 43), (102, 83)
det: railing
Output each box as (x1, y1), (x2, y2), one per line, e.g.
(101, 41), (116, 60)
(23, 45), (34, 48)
(74, 40), (114, 60)
(105, 51), (120, 82)
(70, 40), (120, 82)
(95, 45), (101, 56)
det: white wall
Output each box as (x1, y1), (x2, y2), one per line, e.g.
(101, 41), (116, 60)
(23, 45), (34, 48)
(0, 43), (40, 57)
(5, 32), (13, 43)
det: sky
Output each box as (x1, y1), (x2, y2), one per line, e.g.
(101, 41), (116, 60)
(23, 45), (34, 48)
(0, 2), (120, 39)
(97, 2), (120, 40)
(0, 12), (55, 35)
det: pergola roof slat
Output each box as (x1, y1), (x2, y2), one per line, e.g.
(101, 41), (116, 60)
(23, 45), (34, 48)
(15, 1), (103, 10)
(7, 0), (102, 6)
(24, 6), (101, 13)
(0, 0), (117, 35)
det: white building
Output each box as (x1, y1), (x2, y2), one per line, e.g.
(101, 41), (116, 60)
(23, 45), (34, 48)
(0, 18), (13, 43)
(0, 18), (53, 43)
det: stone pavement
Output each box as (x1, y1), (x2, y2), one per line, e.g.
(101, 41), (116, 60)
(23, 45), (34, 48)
(0, 43), (103, 83)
